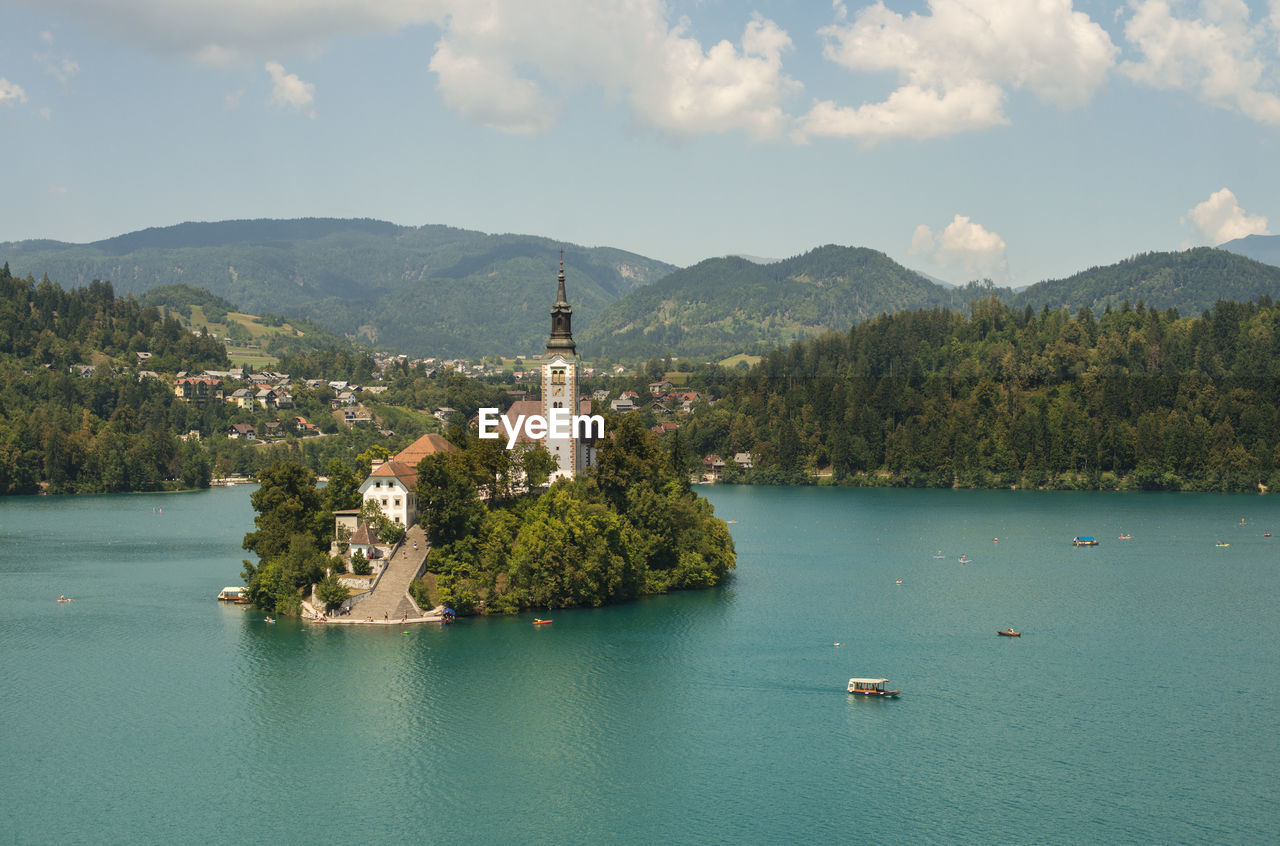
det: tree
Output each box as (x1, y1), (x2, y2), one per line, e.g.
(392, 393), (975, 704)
(243, 461), (329, 559)
(316, 572), (349, 612)
(323, 457), (362, 511)
(415, 452), (485, 546)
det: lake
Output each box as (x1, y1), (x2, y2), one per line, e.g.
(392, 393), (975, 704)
(1, 485), (1277, 844)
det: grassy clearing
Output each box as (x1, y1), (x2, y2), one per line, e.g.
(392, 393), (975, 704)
(718, 354), (762, 369)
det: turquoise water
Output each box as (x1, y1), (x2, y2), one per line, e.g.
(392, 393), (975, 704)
(2, 486), (1277, 844)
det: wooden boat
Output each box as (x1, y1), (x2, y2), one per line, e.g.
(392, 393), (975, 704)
(1072, 536), (1099, 546)
(847, 678), (900, 697)
(998, 628), (1021, 637)
(533, 618), (552, 626)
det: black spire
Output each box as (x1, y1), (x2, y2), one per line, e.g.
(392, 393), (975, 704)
(547, 252), (575, 356)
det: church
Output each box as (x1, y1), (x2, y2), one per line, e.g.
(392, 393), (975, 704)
(354, 258), (597, 532)
(500, 257), (599, 482)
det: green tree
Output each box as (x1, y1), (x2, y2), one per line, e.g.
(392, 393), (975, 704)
(243, 461), (330, 559)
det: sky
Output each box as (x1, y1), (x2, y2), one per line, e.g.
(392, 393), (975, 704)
(2, 0), (1279, 286)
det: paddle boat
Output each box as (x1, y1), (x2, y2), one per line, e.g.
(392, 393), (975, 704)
(997, 628), (1021, 637)
(1072, 536), (1099, 546)
(533, 618), (552, 626)
(264, 616), (276, 624)
(1215, 541), (1230, 548)
(895, 578), (902, 585)
(847, 678), (900, 697)
(56, 595), (73, 603)
(958, 554), (970, 564)
(1117, 534), (1132, 540)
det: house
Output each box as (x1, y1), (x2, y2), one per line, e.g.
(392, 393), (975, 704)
(620, 390), (639, 401)
(703, 454), (726, 480)
(227, 423), (257, 440)
(228, 388), (255, 409)
(334, 391), (357, 407)
(273, 390), (294, 409)
(359, 432), (459, 526)
(135, 352), (152, 364)
(255, 388), (277, 409)
(650, 422), (679, 435)
(433, 407), (457, 423)
(345, 521), (384, 566)
(292, 416), (319, 434)
(263, 420), (283, 439)
(733, 452), (754, 469)
(70, 364), (96, 378)
(591, 389), (610, 403)
(335, 404), (373, 427)
(610, 397), (635, 413)
(648, 380), (673, 396)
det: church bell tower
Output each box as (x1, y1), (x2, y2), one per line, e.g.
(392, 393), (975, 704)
(542, 255), (587, 481)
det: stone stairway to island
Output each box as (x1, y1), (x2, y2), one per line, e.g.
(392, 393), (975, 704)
(312, 524), (440, 624)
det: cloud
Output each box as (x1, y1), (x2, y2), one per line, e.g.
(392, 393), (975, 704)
(427, 7), (796, 138)
(223, 88), (244, 111)
(18, 0), (444, 64)
(0, 77), (28, 107)
(798, 0), (1117, 142)
(911, 215), (1010, 282)
(20, 0), (795, 139)
(265, 61), (315, 117)
(1183, 187), (1270, 243)
(35, 28), (80, 83)
(1122, 0), (1280, 126)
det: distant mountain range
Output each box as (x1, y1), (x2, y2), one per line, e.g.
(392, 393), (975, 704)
(7, 219), (1280, 361)
(580, 246), (1000, 359)
(0, 218), (675, 358)
(1220, 233), (1280, 269)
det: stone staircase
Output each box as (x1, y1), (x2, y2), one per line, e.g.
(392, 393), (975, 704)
(356, 524), (429, 620)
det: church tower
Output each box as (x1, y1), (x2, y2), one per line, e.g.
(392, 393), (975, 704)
(541, 255), (592, 481)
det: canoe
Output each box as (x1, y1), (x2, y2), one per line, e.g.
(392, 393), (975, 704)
(533, 618), (552, 626)
(997, 629), (1021, 637)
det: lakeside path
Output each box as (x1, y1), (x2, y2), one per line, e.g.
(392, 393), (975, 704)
(303, 524), (446, 625)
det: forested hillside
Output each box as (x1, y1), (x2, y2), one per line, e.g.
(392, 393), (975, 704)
(1, 218), (677, 358)
(684, 296), (1280, 492)
(1010, 248), (1280, 316)
(580, 245), (1002, 359)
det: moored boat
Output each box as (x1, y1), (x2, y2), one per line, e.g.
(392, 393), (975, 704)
(847, 678), (900, 697)
(998, 628), (1021, 637)
(217, 586), (250, 603)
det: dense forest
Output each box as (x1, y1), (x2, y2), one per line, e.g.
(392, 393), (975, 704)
(683, 296), (1280, 492)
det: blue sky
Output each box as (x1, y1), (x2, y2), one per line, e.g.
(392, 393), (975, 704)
(2, 0), (1278, 285)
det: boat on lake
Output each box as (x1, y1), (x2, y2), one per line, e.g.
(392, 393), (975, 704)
(847, 678), (900, 697)
(217, 586), (249, 603)
(1117, 534), (1132, 540)
(1072, 536), (1099, 546)
(533, 618), (552, 626)
(1215, 541), (1230, 548)
(998, 628), (1021, 637)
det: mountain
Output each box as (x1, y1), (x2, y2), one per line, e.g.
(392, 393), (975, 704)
(1, 218), (677, 358)
(1009, 247), (1280, 316)
(1220, 233), (1280, 269)
(578, 245), (1004, 360)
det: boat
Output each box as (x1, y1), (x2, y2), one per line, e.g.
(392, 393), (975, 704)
(958, 554), (970, 563)
(217, 586), (250, 603)
(997, 628), (1021, 637)
(264, 617), (276, 624)
(1117, 534), (1132, 540)
(847, 678), (900, 697)
(1072, 536), (1099, 546)
(932, 551), (944, 559)
(56, 595), (73, 603)
(895, 578), (902, 585)
(533, 618), (552, 626)
(1264, 533), (1272, 537)
(1215, 541), (1230, 548)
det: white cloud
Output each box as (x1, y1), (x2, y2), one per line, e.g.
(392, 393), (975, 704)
(911, 215), (1010, 282)
(223, 88), (244, 111)
(0, 77), (28, 107)
(427, 6), (796, 138)
(1184, 187), (1270, 243)
(1122, 0), (1280, 126)
(798, 0), (1117, 142)
(265, 61), (315, 117)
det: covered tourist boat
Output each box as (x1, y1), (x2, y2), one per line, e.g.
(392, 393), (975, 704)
(1072, 536), (1099, 546)
(217, 586), (249, 603)
(847, 678), (900, 697)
